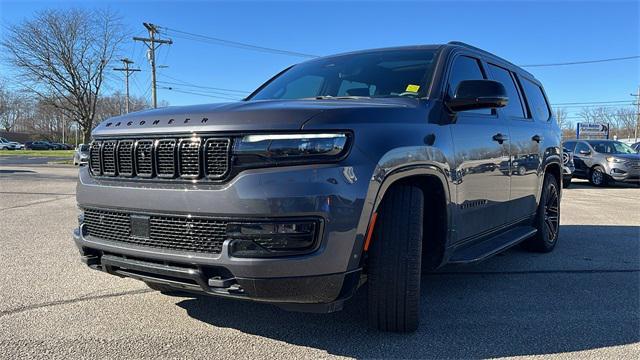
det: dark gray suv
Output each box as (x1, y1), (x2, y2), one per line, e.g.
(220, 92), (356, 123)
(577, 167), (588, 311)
(74, 42), (562, 332)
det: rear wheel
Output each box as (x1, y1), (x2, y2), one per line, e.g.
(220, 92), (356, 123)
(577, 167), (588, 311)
(589, 165), (608, 186)
(523, 174), (560, 252)
(367, 185), (423, 332)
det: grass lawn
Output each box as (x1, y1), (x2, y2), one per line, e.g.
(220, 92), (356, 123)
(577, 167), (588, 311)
(0, 150), (75, 157)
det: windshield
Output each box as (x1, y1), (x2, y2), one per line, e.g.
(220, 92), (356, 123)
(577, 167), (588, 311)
(587, 141), (636, 154)
(249, 49), (438, 100)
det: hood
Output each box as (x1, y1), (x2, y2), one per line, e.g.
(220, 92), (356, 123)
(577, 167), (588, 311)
(92, 98), (415, 137)
(607, 153), (640, 160)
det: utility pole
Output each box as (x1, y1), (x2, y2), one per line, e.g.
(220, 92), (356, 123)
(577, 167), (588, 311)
(133, 23), (172, 108)
(113, 58), (141, 113)
(632, 86), (640, 143)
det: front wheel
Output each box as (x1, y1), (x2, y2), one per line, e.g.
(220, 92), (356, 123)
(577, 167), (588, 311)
(523, 174), (560, 252)
(589, 165), (608, 187)
(367, 185), (423, 332)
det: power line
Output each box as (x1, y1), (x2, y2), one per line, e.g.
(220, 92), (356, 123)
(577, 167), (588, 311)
(158, 74), (249, 93)
(157, 25), (318, 58)
(160, 87), (242, 101)
(550, 100), (632, 106)
(520, 55), (640, 67)
(157, 81), (247, 97)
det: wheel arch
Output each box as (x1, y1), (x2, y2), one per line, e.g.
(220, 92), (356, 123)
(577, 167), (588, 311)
(364, 166), (453, 271)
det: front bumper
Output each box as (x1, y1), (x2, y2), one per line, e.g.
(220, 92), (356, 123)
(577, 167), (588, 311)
(74, 158), (374, 309)
(607, 163), (640, 183)
(74, 228), (360, 312)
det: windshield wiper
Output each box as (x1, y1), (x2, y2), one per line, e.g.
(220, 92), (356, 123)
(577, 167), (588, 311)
(305, 95), (371, 100)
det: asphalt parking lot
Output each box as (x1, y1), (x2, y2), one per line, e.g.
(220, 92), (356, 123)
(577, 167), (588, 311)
(0, 165), (638, 359)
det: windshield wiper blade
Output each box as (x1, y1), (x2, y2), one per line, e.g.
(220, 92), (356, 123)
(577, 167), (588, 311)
(307, 95), (371, 100)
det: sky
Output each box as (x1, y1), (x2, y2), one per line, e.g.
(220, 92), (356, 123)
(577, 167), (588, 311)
(1, 0), (639, 125)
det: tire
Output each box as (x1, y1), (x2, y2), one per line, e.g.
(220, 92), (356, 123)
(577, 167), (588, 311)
(523, 174), (560, 252)
(367, 185), (423, 332)
(563, 176), (571, 188)
(589, 165), (608, 187)
(518, 166), (526, 176)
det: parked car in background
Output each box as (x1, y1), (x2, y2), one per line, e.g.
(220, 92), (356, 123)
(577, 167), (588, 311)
(0, 137), (17, 150)
(73, 144), (89, 166)
(564, 139), (640, 186)
(49, 142), (65, 150)
(25, 141), (52, 150)
(562, 146), (575, 188)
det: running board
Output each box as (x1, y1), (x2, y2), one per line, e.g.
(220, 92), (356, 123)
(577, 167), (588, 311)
(448, 226), (537, 264)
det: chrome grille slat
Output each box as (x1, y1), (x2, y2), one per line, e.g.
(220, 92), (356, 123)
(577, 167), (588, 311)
(89, 136), (231, 181)
(82, 208), (226, 254)
(89, 141), (102, 175)
(205, 138), (231, 179)
(179, 139), (201, 178)
(117, 140), (134, 176)
(156, 139), (177, 178)
(102, 141), (117, 176)
(135, 140), (154, 177)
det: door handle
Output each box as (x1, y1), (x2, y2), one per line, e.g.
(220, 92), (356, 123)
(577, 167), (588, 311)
(492, 133), (509, 144)
(532, 134), (543, 143)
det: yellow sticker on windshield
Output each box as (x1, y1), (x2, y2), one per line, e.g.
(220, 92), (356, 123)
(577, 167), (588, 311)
(406, 84), (420, 92)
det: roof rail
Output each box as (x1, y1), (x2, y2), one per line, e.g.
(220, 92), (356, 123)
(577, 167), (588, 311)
(446, 41), (535, 78)
(447, 41), (492, 55)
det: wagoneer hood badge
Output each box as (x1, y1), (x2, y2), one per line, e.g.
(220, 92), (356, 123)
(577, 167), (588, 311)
(92, 98), (412, 137)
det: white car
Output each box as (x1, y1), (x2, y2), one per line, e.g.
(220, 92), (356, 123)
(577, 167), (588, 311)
(73, 144), (90, 165)
(0, 137), (19, 150)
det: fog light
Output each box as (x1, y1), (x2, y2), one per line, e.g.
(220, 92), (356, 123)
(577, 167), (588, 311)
(611, 168), (627, 174)
(227, 221), (318, 257)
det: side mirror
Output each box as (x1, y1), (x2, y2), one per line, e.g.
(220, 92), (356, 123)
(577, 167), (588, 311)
(578, 149), (591, 155)
(446, 80), (508, 112)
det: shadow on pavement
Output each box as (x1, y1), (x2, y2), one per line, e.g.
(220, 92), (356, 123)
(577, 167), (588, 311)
(176, 224), (640, 358)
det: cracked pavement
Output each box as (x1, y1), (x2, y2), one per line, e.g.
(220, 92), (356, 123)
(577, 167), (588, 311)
(0, 165), (638, 359)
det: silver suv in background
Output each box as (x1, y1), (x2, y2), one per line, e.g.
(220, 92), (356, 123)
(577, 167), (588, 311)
(564, 139), (640, 186)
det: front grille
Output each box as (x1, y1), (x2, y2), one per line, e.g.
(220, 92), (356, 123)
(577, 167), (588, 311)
(156, 139), (177, 177)
(205, 139), (231, 179)
(135, 140), (154, 177)
(83, 208), (226, 254)
(179, 139), (201, 178)
(102, 141), (117, 176)
(625, 160), (640, 170)
(117, 140), (134, 176)
(89, 142), (102, 175)
(89, 136), (231, 181)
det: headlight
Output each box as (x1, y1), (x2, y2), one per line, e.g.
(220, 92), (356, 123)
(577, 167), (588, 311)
(233, 133), (349, 167)
(606, 156), (624, 163)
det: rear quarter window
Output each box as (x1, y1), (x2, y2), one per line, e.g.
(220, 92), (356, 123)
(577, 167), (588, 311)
(521, 78), (550, 121)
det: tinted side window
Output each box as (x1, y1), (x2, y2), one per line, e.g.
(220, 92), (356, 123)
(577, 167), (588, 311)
(575, 142), (590, 154)
(521, 78), (550, 121)
(563, 141), (577, 152)
(448, 56), (490, 115)
(487, 64), (525, 118)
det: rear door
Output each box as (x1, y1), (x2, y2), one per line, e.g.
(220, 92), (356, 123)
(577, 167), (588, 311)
(487, 65), (543, 222)
(573, 141), (592, 176)
(448, 55), (511, 241)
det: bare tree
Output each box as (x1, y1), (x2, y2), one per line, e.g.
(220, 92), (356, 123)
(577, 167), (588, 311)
(1, 8), (127, 142)
(553, 108), (569, 130)
(0, 83), (30, 132)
